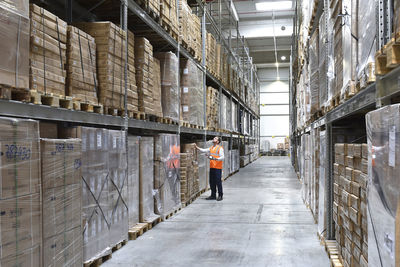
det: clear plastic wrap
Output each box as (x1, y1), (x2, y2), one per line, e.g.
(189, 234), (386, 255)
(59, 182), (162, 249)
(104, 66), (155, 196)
(155, 52), (180, 122)
(230, 149), (239, 173)
(195, 141), (207, 191)
(0, 117), (41, 266)
(128, 136), (140, 228)
(41, 138), (82, 266)
(318, 130), (326, 236)
(139, 136), (158, 222)
(0, 0), (29, 89)
(220, 95), (227, 130)
(154, 134), (181, 218)
(180, 58), (204, 127)
(357, 0), (376, 84)
(81, 127), (128, 263)
(152, 58), (163, 117)
(366, 104), (400, 267)
(309, 29), (319, 114)
(318, 11), (327, 109)
(222, 141), (229, 179)
(232, 102), (238, 132)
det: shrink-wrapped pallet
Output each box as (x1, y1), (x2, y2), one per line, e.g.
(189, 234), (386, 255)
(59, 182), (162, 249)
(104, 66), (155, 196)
(81, 127), (128, 263)
(0, 0), (29, 91)
(310, 29), (319, 114)
(139, 136), (158, 222)
(206, 86), (219, 129)
(154, 134), (181, 218)
(107, 130), (128, 248)
(220, 94), (227, 130)
(221, 141), (228, 179)
(0, 117), (41, 266)
(196, 141), (208, 191)
(66, 25), (98, 105)
(155, 52), (179, 122)
(30, 4), (67, 96)
(128, 136), (140, 228)
(41, 138), (82, 266)
(152, 58), (163, 118)
(75, 22), (137, 113)
(318, 130), (326, 236)
(366, 104), (400, 267)
(180, 58), (204, 127)
(357, 0), (376, 87)
(135, 37), (155, 115)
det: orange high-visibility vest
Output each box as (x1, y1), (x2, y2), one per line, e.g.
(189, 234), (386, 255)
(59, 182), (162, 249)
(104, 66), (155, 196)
(209, 145), (223, 169)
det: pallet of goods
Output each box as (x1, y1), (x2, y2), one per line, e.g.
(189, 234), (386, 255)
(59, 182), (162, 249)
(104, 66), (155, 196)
(178, 0), (191, 49)
(152, 58), (164, 119)
(154, 134), (181, 220)
(0, 117), (41, 266)
(155, 52), (180, 123)
(30, 4), (70, 108)
(206, 32), (217, 76)
(190, 13), (202, 62)
(135, 0), (160, 19)
(127, 30), (140, 114)
(333, 143), (368, 267)
(206, 86), (219, 130)
(180, 58), (204, 128)
(135, 37), (156, 117)
(160, 0), (179, 41)
(66, 25), (101, 112)
(75, 22), (137, 116)
(41, 138), (83, 266)
(0, 0), (29, 100)
(139, 136), (161, 227)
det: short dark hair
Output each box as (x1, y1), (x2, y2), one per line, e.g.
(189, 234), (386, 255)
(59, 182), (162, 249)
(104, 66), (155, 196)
(215, 136), (221, 144)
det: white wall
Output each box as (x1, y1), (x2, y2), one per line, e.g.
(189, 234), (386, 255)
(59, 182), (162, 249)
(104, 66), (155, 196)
(258, 67), (289, 150)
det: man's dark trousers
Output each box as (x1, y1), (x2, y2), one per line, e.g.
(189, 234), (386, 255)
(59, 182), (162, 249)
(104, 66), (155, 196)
(209, 168), (223, 198)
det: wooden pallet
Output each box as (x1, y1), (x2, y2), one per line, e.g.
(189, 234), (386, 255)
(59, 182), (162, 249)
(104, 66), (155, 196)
(135, 0), (160, 20)
(83, 252), (112, 267)
(182, 191), (202, 207)
(163, 117), (179, 125)
(160, 20), (179, 42)
(162, 206), (182, 221)
(324, 240), (344, 267)
(339, 81), (357, 104)
(128, 222), (149, 240)
(144, 215), (162, 229)
(73, 100), (103, 113)
(111, 240), (128, 252)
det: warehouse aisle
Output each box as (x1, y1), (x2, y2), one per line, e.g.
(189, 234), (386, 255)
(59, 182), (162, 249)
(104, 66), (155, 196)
(103, 157), (330, 267)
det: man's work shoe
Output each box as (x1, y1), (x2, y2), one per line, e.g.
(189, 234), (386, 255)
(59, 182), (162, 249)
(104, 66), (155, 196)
(206, 196), (216, 200)
(217, 196), (223, 201)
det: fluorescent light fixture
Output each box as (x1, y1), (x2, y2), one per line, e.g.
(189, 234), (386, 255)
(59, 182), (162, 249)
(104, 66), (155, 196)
(277, 76), (280, 81)
(275, 62), (279, 67)
(255, 1), (292, 11)
(281, 55), (286, 61)
(231, 0), (239, 21)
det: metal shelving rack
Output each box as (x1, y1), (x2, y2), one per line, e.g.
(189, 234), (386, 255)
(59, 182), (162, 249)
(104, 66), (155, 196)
(290, 0), (400, 240)
(3, 0), (260, 145)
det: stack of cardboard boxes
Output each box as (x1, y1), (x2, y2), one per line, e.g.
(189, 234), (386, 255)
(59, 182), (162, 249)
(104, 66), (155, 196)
(66, 26), (99, 107)
(75, 22), (136, 114)
(160, 0), (179, 39)
(135, 37), (155, 116)
(178, 0), (191, 48)
(180, 58), (204, 127)
(206, 86), (219, 129)
(333, 143), (368, 267)
(0, 0), (29, 94)
(152, 58), (164, 118)
(190, 13), (202, 62)
(30, 4), (67, 98)
(127, 31), (139, 113)
(0, 118), (41, 266)
(156, 52), (179, 122)
(206, 33), (217, 76)
(180, 143), (200, 203)
(41, 138), (82, 266)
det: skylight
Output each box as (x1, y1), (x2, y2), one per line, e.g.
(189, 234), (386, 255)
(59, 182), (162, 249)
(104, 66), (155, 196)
(255, 1), (292, 11)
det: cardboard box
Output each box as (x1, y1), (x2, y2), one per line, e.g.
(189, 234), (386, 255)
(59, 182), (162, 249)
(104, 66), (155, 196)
(0, 117), (40, 199)
(0, 2), (30, 89)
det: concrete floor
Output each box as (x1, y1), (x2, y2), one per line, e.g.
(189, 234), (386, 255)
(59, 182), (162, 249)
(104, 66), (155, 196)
(103, 156), (330, 267)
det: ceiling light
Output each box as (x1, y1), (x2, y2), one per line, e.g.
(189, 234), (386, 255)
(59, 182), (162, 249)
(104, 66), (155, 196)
(255, 1), (292, 11)
(281, 56), (286, 61)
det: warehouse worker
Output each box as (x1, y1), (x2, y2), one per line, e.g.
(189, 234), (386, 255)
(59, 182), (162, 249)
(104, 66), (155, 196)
(195, 137), (224, 201)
